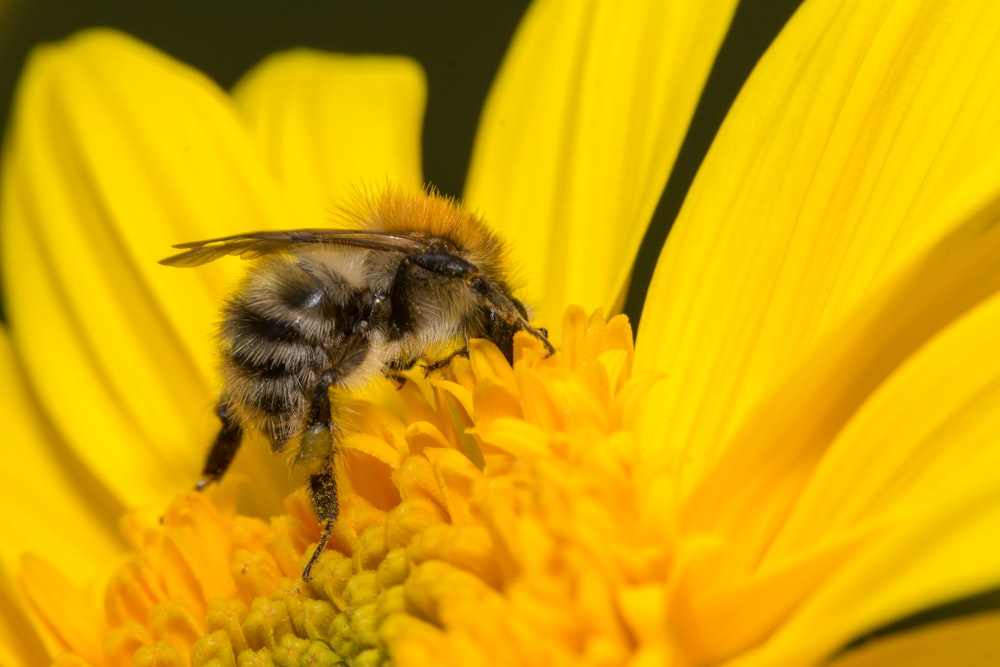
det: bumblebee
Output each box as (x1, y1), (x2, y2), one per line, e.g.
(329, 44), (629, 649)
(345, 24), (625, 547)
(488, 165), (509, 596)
(161, 188), (552, 579)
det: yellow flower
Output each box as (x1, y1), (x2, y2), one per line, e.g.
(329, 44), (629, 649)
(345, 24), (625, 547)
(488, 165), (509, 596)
(4, 0), (1000, 665)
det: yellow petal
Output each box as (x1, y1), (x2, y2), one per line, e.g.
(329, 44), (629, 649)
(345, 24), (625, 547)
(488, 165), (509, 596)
(632, 1), (1000, 658)
(232, 50), (425, 226)
(825, 614), (1000, 667)
(636, 0), (1000, 461)
(0, 564), (49, 667)
(738, 482), (1000, 665)
(1, 30), (292, 507)
(768, 286), (1000, 561)
(0, 327), (123, 587)
(18, 556), (102, 663)
(464, 0), (739, 325)
(679, 183), (1000, 662)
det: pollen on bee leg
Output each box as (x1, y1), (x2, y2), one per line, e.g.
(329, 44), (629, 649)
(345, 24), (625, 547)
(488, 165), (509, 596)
(302, 467), (338, 581)
(296, 423), (334, 475)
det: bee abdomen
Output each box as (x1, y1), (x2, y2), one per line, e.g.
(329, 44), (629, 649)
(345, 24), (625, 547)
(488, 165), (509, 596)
(236, 374), (310, 449)
(221, 292), (333, 451)
(218, 259), (378, 452)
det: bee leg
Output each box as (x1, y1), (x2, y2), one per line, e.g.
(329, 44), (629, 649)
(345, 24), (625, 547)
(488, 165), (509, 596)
(302, 459), (337, 582)
(195, 401), (242, 491)
(297, 332), (373, 580)
(386, 357), (418, 389)
(299, 370), (340, 581)
(421, 347), (470, 375)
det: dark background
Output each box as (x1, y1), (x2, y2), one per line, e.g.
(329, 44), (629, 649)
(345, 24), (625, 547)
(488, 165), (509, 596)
(0, 0), (803, 324)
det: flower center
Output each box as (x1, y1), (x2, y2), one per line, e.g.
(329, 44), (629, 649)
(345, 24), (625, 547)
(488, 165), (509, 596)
(27, 307), (693, 667)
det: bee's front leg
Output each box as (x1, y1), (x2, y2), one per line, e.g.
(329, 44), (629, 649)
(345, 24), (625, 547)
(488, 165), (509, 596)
(422, 347), (470, 375)
(196, 401), (242, 491)
(385, 356), (418, 389)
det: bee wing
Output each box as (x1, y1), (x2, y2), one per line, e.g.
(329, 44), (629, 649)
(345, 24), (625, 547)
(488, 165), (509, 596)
(159, 229), (430, 267)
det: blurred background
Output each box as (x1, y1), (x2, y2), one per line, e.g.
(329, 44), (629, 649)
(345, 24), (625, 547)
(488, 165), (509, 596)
(0, 0), (802, 324)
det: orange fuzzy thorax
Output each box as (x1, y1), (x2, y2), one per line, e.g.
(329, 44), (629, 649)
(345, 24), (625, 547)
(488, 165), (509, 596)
(351, 187), (513, 281)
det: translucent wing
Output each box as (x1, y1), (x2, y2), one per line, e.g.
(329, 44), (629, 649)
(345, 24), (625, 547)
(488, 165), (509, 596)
(159, 229), (430, 267)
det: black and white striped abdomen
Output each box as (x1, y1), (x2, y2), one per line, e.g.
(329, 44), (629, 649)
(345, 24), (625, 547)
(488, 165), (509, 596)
(218, 253), (372, 451)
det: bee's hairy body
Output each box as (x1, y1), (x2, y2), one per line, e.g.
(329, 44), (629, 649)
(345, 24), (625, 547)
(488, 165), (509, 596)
(222, 245), (490, 457)
(161, 189), (552, 580)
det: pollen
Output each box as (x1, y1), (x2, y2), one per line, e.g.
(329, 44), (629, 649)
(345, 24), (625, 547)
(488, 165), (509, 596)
(25, 307), (696, 666)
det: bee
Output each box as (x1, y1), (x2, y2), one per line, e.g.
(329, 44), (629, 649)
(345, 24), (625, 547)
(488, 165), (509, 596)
(161, 188), (553, 580)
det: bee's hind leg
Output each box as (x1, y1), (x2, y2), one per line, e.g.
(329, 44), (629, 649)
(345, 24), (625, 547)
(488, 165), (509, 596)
(303, 460), (338, 582)
(299, 370), (341, 582)
(299, 334), (372, 580)
(196, 401), (243, 491)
